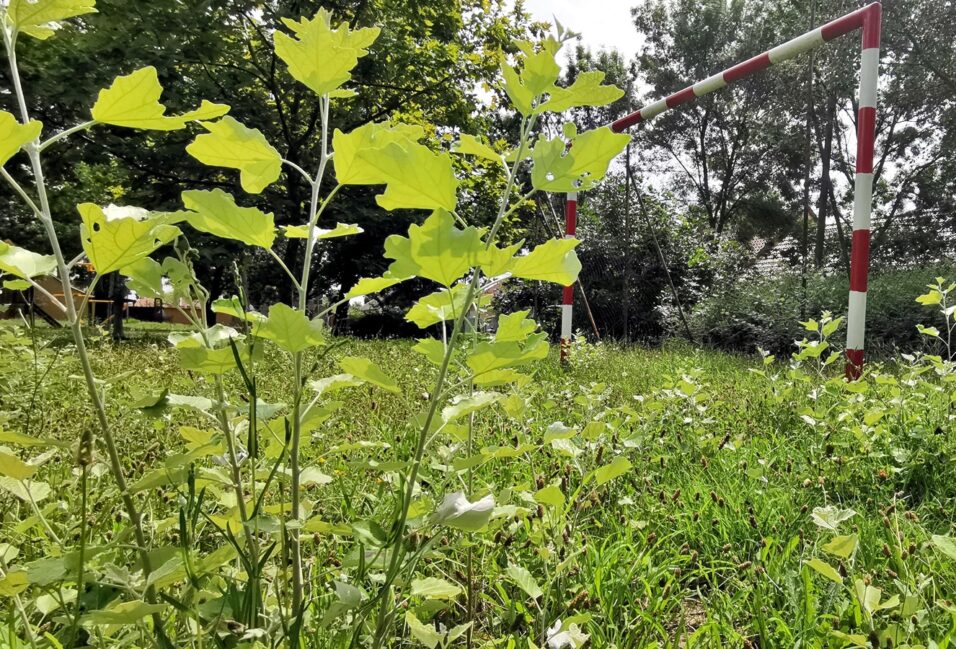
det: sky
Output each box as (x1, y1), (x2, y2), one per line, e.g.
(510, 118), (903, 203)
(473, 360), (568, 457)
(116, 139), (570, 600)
(519, 0), (643, 62)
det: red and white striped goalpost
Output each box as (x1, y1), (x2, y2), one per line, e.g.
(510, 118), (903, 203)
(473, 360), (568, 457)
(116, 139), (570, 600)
(559, 2), (881, 380)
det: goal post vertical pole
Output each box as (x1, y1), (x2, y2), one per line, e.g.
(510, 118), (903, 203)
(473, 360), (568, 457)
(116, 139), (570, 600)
(845, 2), (881, 379)
(560, 192), (577, 363)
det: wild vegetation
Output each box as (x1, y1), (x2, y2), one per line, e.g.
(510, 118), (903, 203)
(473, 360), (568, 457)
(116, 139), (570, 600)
(0, 1), (955, 649)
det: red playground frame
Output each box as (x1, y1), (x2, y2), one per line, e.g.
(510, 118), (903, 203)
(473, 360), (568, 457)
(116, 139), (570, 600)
(559, 2), (882, 379)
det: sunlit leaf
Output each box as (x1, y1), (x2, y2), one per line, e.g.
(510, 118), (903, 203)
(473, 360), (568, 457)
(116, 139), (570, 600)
(594, 456), (632, 486)
(495, 310), (537, 343)
(806, 557), (843, 584)
(822, 534), (858, 559)
(932, 535), (956, 561)
(537, 71), (625, 113)
(83, 599), (166, 625)
(339, 356), (400, 394)
(0, 476), (51, 502)
(186, 116), (281, 194)
(405, 610), (442, 648)
(531, 127), (630, 192)
(0, 241), (56, 279)
(384, 210), (483, 286)
(410, 577), (462, 600)
(78, 203), (180, 275)
(345, 273), (406, 299)
(432, 491), (494, 532)
(0, 111), (42, 166)
(181, 188), (275, 249)
(332, 121), (425, 184)
(345, 136), (458, 210)
(6, 0), (96, 40)
(506, 563), (543, 599)
(257, 303), (324, 353)
(466, 333), (549, 375)
(534, 484), (565, 508)
(452, 134), (503, 164)
(811, 506), (856, 531)
(510, 238), (581, 286)
(283, 222), (363, 240)
(442, 392), (502, 422)
(274, 9), (379, 96)
(0, 451), (36, 481)
(92, 67), (229, 131)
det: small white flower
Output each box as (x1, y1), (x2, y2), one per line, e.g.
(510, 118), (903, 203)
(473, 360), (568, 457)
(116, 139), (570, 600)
(546, 620), (589, 649)
(432, 491), (494, 532)
(102, 204), (150, 222)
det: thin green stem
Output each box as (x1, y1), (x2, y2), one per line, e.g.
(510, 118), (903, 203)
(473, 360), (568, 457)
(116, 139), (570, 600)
(38, 120), (95, 152)
(368, 112), (537, 648)
(268, 248), (302, 291)
(3, 27), (170, 646)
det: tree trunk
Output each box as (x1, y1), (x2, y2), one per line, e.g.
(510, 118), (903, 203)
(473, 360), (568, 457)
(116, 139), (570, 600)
(814, 92), (837, 269)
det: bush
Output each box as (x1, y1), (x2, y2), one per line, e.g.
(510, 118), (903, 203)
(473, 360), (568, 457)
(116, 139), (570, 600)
(685, 265), (956, 356)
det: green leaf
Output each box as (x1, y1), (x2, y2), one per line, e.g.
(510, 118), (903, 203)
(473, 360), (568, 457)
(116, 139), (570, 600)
(521, 48), (561, 95)
(811, 506), (856, 531)
(384, 210), (483, 286)
(332, 121), (425, 184)
(169, 325), (249, 374)
(0, 241), (56, 279)
(410, 577), (462, 600)
(433, 492), (494, 531)
(0, 430), (66, 448)
(531, 127), (630, 192)
(510, 238), (582, 286)
(405, 611), (442, 648)
(806, 557), (843, 584)
(0, 451), (36, 481)
(495, 310), (537, 343)
(77, 203), (180, 275)
(477, 241), (522, 277)
(120, 257), (164, 299)
(181, 188), (276, 249)
(0, 571), (28, 597)
(6, 0), (96, 40)
(0, 111), (42, 166)
(594, 456), (632, 486)
(345, 273), (405, 299)
(442, 392), (502, 422)
(83, 600), (166, 625)
(274, 9), (379, 96)
(916, 290), (942, 306)
(466, 333), (549, 375)
(501, 63), (534, 115)
(91, 67), (229, 131)
(186, 116), (281, 194)
(406, 284), (489, 329)
(257, 303), (324, 353)
(534, 484), (565, 508)
(283, 222), (363, 240)
(537, 71), (625, 113)
(506, 563), (543, 599)
(931, 535), (956, 561)
(452, 134), (503, 164)
(822, 534), (859, 559)
(339, 356), (400, 394)
(0, 477), (51, 502)
(412, 338), (445, 365)
(351, 142), (459, 211)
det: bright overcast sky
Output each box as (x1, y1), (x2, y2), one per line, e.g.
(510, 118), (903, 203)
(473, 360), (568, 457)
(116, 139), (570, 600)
(519, 0), (643, 62)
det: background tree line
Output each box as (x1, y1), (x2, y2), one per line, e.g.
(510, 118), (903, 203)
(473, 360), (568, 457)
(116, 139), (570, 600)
(2, 0), (954, 353)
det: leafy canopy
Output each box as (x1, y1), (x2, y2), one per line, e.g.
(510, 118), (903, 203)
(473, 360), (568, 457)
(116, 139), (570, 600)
(91, 67), (229, 131)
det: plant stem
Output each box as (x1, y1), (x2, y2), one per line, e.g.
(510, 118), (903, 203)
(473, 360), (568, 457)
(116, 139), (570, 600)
(3, 26), (170, 647)
(289, 93), (331, 641)
(368, 113), (537, 648)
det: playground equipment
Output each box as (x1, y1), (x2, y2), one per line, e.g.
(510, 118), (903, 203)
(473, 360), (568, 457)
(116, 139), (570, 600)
(559, 2), (882, 380)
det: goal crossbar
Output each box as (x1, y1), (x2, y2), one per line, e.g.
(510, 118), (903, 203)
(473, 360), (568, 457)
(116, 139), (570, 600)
(560, 2), (881, 379)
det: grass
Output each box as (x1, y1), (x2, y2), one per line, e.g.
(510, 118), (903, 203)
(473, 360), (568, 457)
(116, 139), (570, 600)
(1, 321), (955, 647)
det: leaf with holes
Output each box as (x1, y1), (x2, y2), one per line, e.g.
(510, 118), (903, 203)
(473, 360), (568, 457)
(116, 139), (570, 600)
(92, 67), (229, 131)
(531, 127), (630, 192)
(181, 189), (275, 249)
(78, 204), (180, 275)
(186, 116), (281, 194)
